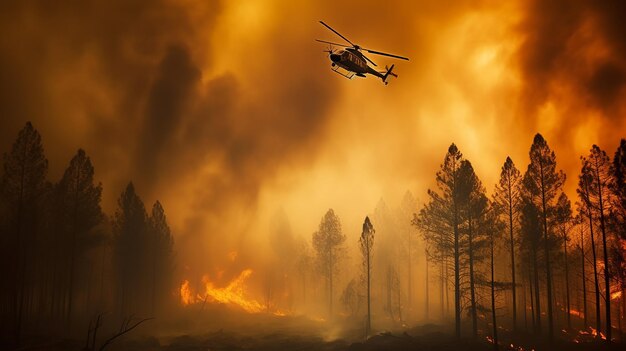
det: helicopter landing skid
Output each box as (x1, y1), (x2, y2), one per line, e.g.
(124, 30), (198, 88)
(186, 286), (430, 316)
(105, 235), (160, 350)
(331, 65), (354, 79)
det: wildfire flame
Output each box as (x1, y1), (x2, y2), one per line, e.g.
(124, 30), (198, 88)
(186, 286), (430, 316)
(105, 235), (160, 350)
(180, 279), (194, 305)
(575, 326), (607, 342)
(569, 308), (584, 318)
(180, 269), (268, 314)
(200, 269), (264, 313)
(611, 290), (622, 301)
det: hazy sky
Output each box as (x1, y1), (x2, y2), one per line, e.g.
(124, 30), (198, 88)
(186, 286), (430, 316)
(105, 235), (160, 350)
(1, 0), (625, 273)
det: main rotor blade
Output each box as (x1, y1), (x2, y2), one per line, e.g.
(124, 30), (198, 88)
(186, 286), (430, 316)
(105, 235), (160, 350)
(364, 49), (409, 61)
(315, 39), (351, 48)
(362, 54), (378, 67)
(319, 21), (355, 47)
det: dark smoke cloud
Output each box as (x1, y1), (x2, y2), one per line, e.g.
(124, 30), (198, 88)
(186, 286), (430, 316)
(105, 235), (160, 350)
(2, 0), (624, 277)
(139, 44), (201, 188)
(0, 0), (341, 271)
(518, 0), (626, 116)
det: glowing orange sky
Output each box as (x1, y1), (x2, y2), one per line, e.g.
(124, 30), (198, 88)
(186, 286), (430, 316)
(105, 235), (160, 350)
(0, 0), (625, 272)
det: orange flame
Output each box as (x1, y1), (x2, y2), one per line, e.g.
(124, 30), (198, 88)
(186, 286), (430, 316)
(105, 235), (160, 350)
(611, 290), (622, 301)
(179, 269), (268, 314)
(200, 269), (264, 313)
(569, 308), (584, 318)
(577, 326), (607, 341)
(180, 279), (195, 305)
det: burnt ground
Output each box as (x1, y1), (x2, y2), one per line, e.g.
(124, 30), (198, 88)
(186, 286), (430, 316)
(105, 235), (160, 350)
(9, 308), (626, 351)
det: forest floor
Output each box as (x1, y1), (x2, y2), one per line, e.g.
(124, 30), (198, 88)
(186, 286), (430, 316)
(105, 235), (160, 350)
(10, 308), (626, 351)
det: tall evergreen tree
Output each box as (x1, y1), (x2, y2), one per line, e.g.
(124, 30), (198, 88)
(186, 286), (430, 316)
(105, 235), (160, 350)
(609, 140), (626, 316)
(148, 201), (174, 316)
(360, 216), (375, 338)
(415, 143), (463, 338)
(113, 182), (149, 317)
(578, 160), (602, 335)
(581, 145), (614, 341)
(56, 149), (103, 326)
(0, 122), (48, 344)
(519, 184), (543, 334)
(399, 191), (418, 317)
(458, 159), (489, 338)
(554, 192), (572, 329)
(522, 133), (565, 339)
(493, 156), (522, 330)
(312, 209), (345, 318)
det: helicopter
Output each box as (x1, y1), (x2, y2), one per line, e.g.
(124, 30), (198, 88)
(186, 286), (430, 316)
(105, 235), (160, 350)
(316, 21), (409, 85)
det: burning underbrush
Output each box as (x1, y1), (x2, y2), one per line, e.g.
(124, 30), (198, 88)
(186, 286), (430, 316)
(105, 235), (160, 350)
(179, 268), (293, 317)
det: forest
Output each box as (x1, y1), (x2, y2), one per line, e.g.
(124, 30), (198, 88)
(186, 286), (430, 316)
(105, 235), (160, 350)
(1, 122), (625, 351)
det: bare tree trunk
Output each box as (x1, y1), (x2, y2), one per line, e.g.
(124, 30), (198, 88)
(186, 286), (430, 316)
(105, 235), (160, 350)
(594, 158), (611, 342)
(440, 233), (445, 321)
(468, 214), (478, 338)
(407, 232), (412, 320)
(529, 264), (535, 332)
(490, 230), (499, 351)
(507, 178), (517, 331)
(563, 227), (571, 329)
(523, 275), (528, 331)
(588, 208), (602, 335)
(366, 238), (371, 338)
(425, 251), (429, 321)
(533, 247), (541, 334)
(539, 162), (554, 340)
(453, 190), (461, 339)
(580, 222), (588, 329)
(329, 246), (333, 318)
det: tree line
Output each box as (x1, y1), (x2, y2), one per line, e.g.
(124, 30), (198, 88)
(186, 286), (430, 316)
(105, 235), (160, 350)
(0, 122), (175, 346)
(416, 133), (626, 345)
(300, 133), (625, 346)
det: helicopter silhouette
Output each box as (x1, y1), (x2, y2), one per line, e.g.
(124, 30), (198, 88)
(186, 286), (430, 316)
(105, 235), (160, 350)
(316, 21), (409, 85)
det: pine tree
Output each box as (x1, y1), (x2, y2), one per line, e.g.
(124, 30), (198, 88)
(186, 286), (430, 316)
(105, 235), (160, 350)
(581, 145), (614, 341)
(522, 133), (565, 339)
(148, 201), (174, 316)
(312, 209), (345, 318)
(554, 193), (572, 329)
(56, 149), (103, 326)
(519, 188), (543, 334)
(493, 157), (522, 330)
(578, 160), (602, 335)
(609, 140), (626, 322)
(458, 159), (489, 338)
(113, 182), (148, 316)
(360, 216), (375, 338)
(399, 191), (418, 318)
(0, 122), (48, 344)
(415, 143), (463, 338)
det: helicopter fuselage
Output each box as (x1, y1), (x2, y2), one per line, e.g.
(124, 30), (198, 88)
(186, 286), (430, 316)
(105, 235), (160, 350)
(317, 20), (408, 84)
(329, 49), (382, 78)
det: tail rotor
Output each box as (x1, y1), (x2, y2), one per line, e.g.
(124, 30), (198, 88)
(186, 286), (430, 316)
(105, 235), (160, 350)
(382, 64), (397, 85)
